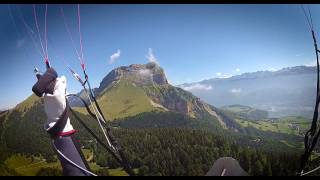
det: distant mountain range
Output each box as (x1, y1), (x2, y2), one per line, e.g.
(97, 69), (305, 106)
(179, 66), (317, 119)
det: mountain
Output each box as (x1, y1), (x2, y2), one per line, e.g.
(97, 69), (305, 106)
(81, 62), (239, 130)
(68, 88), (91, 107)
(0, 62), (252, 172)
(1, 64), (310, 153)
(0, 62), (242, 157)
(97, 63), (168, 94)
(69, 62), (169, 108)
(179, 66), (317, 119)
(0, 63), (305, 176)
(0, 94), (53, 160)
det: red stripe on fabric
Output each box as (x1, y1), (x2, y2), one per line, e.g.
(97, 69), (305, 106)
(58, 129), (76, 137)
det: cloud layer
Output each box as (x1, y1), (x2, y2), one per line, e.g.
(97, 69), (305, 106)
(216, 72), (232, 79)
(109, 49), (121, 64)
(269, 68), (277, 72)
(181, 83), (213, 91)
(305, 60), (316, 67)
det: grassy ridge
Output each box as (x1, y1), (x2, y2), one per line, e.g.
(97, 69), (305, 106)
(14, 95), (41, 116)
(97, 81), (158, 120)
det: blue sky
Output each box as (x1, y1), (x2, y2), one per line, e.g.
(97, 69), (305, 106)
(1, 4), (320, 109)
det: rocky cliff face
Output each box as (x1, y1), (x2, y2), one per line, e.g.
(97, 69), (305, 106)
(97, 62), (168, 93)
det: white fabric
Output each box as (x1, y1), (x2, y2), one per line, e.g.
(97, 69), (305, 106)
(44, 76), (74, 133)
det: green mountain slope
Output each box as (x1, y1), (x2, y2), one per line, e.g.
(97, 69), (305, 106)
(96, 80), (160, 120)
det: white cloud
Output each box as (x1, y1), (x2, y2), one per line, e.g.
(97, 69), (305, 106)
(16, 38), (25, 48)
(221, 74), (232, 79)
(230, 88), (242, 93)
(235, 68), (240, 72)
(181, 83), (213, 91)
(146, 48), (159, 64)
(305, 60), (317, 67)
(216, 72), (232, 79)
(295, 53), (303, 57)
(269, 68), (277, 72)
(109, 49), (121, 64)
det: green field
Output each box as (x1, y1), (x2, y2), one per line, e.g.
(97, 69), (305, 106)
(221, 104), (269, 121)
(3, 151), (129, 176)
(235, 116), (310, 136)
(222, 104), (253, 113)
(4, 154), (60, 176)
(108, 168), (129, 176)
(222, 104), (311, 136)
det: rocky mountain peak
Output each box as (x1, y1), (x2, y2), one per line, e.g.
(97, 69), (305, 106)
(98, 62), (168, 92)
